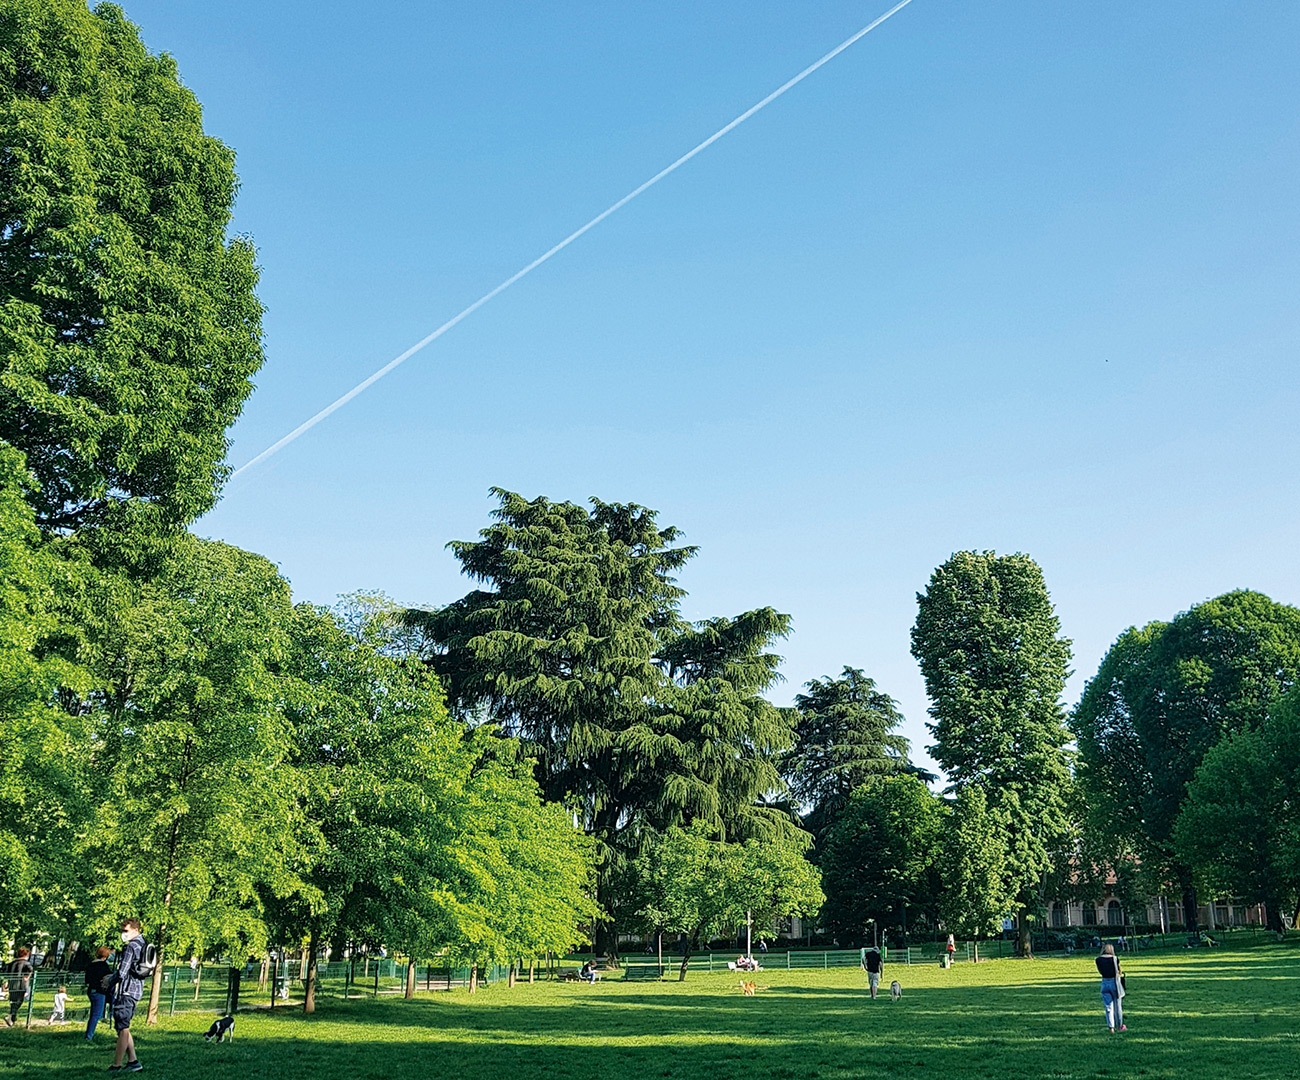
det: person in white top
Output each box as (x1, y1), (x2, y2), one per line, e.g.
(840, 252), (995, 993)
(49, 985), (68, 1023)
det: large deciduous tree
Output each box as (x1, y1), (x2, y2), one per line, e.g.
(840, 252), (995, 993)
(82, 538), (308, 1023)
(0, 443), (91, 938)
(1173, 690), (1300, 934)
(0, 0), (264, 534)
(937, 785), (1013, 961)
(634, 825), (821, 980)
(1075, 591), (1300, 931)
(819, 776), (943, 943)
(911, 551), (1072, 957)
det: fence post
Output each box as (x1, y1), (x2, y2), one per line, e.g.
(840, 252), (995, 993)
(787, 951), (791, 970)
(823, 951), (827, 970)
(373, 965), (379, 997)
(169, 967), (180, 1017)
(23, 974), (36, 1028)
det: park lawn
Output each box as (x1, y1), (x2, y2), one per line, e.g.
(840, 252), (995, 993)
(2, 949), (1298, 1080)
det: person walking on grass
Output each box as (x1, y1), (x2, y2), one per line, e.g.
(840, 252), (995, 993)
(1096, 943), (1125, 1033)
(862, 946), (883, 1000)
(106, 919), (146, 1072)
(3, 948), (32, 1027)
(84, 946), (113, 1042)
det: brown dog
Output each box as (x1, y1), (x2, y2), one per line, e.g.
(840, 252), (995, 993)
(739, 979), (757, 996)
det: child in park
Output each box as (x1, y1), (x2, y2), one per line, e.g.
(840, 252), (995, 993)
(49, 985), (68, 1024)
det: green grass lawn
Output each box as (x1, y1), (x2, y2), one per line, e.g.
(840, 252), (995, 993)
(3, 948), (1298, 1079)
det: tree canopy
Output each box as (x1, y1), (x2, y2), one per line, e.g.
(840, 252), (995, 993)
(911, 551), (1072, 955)
(0, 0), (264, 533)
(1075, 590), (1300, 930)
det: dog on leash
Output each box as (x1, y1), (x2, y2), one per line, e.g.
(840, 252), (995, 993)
(890, 980), (902, 1002)
(204, 1015), (235, 1042)
(739, 979), (757, 996)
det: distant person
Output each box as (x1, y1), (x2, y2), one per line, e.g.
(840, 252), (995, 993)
(49, 985), (68, 1024)
(107, 918), (147, 1072)
(946, 935), (956, 960)
(4, 948), (32, 1027)
(862, 947), (884, 1000)
(758, 940), (767, 955)
(1096, 943), (1125, 1033)
(579, 961), (598, 984)
(84, 946), (113, 1041)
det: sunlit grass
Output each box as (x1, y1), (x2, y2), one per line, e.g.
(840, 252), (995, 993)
(2, 948), (1298, 1079)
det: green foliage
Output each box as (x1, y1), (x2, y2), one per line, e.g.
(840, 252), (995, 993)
(0, 0), (264, 532)
(938, 785), (1013, 944)
(819, 776), (943, 941)
(1075, 591), (1300, 927)
(81, 538), (308, 962)
(784, 667), (915, 845)
(0, 442), (91, 935)
(405, 490), (799, 952)
(1173, 690), (1300, 932)
(635, 824), (821, 976)
(282, 602), (599, 978)
(911, 551), (1072, 940)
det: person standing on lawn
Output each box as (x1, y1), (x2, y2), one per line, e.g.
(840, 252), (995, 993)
(106, 919), (146, 1072)
(862, 947), (884, 1000)
(3, 948), (32, 1027)
(1096, 943), (1125, 1033)
(84, 946), (113, 1042)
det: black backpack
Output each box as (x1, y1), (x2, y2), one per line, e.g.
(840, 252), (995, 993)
(131, 942), (158, 981)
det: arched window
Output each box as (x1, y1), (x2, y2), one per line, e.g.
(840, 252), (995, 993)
(1107, 900), (1124, 926)
(1083, 904), (1096, 926)
(1051, 905), (1066, 928)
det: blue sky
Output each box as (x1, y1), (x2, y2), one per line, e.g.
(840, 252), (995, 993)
(125, 1), (1300, 775)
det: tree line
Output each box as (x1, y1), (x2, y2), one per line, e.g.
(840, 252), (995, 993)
(6, 3), (1300, 1028)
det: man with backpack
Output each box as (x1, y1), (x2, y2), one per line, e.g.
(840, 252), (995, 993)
(106, 919), (150, 1072)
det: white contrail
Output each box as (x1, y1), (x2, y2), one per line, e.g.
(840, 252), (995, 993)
(231, 0), (918, 480)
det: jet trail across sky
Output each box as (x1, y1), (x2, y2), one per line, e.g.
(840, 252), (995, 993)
(231, 0), (919, 480)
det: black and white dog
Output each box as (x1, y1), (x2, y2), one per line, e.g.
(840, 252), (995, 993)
(204, 1015), (235, 1042)
(890, 980), (903, 1002)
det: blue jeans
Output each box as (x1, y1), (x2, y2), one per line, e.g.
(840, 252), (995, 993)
(1100, 978), (1124, 1029)
(86, 992), (106, 1039)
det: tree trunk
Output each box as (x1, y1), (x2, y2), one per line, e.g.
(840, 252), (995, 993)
(1265, 895), (1284, 934)
(194, 962), (202, 1002)
(469, 965), (478, 994)
(657, 930), (664, 978)
(405, 960), (416, 1000)
(1177, 869), (1200, 932)
(258, 957), (268, 990)
(528, 959), (535, 984)
(228, 966), (242, 1013)
(973, 941), (980, 963)
(678, 931), (698, 982)
(1015, 908), (1033, 959)
(304, 928), (319, 1014)
(507, 963), (516, 988)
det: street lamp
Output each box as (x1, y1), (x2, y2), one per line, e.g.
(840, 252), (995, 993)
(868, 919), (877, 949)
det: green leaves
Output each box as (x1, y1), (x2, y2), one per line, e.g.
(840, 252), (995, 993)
(820, 776), (943, 939)
(0, 0), (264, 532)
(912, 552), (1073, 937)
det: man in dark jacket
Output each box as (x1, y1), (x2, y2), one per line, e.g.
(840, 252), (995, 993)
(107, 919), (146, 1072)
(3, 948), (32, 1026)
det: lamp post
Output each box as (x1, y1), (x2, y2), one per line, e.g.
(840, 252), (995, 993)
(868, 919), (877, 949)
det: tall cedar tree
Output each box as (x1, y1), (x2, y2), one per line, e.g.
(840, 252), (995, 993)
(1075, 591), (1300, 931)
(784, 667), (916, 849)
(911, 551), (1072, 957)
(0, 0), (264, 535)
(404, 489), (797, 957)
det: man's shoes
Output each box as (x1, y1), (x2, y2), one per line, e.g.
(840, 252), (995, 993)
(107, 1068), (123, 1074)
(1118, 1025), (1127, 1032)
